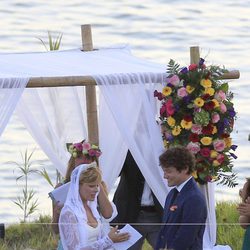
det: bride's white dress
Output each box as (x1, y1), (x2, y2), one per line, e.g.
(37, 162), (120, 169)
(87, 222), (113, 250)
(59, 203), (115, 250)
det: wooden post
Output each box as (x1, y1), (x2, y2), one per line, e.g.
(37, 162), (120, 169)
(81, 24), (99, 145)
(190, 46), (200, 64)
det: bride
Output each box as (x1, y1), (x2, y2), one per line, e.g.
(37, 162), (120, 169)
(59, 163), (130, 249)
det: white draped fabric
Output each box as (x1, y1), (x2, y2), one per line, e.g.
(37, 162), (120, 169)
(16, 87), (88, 176)
(0, 77), (28, 137)
(0, 46), (229, 249)
(95, 73), (168, 206)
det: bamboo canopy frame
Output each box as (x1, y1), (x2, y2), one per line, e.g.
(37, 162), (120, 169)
(24, 24), (240, 146)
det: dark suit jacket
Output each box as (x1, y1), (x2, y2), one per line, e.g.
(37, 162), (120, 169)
(111, 151), (163, 226)
(155, 177), (207, 250)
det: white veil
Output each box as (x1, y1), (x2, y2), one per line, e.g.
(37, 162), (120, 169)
(65, 162), (100, 221)
(59, 163), (114, 250)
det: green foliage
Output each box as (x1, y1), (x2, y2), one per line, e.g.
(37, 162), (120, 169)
(166, 59), (180, 75)
(37, 167), (55, 188)
(11, 149), (39, 222)
(37, 31), (63, 51)
(216, 202), (245, 250)
(0, 215), (58, 250)
(217, 172), (238, 188)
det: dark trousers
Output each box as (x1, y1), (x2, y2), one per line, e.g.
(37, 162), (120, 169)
(128, 210), (161, 250)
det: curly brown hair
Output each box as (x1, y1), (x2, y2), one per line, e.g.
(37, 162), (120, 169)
(159, 146), (195, 174)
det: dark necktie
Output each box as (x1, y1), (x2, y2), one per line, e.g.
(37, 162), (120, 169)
(170, 188), (179, 205)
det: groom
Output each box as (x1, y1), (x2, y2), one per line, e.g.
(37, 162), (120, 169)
(155, 147), (207, 250)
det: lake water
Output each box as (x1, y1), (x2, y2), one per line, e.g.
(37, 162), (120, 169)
(0, 0), (249, 224)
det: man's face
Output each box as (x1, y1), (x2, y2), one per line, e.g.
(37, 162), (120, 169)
(162, 166), (189, 187)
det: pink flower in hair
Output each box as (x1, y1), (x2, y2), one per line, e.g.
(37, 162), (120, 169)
(82, 142), (91, 151)
(88, 149), (101, 157)
(74, 143), (83, 151)
(94, 150), (102, 157)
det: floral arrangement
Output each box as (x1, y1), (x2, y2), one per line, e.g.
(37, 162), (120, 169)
(68, 140), (102, 158)
(154, 58), (238, 187)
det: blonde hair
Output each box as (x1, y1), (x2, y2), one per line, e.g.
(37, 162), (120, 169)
(79, 167), (102, 184)
(65, 154), (99, 183)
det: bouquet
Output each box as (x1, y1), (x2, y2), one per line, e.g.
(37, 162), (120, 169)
(154, 58), (238, 187)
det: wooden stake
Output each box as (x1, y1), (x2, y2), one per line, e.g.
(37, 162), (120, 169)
(190, 46), (200, 64)
(81, 24), (93, 51)
(81, 24), (99, 145)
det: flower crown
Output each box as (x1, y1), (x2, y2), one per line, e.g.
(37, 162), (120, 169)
(67, 141), (102, 159)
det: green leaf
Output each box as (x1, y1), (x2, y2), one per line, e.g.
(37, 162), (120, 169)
(38, 168), (54, 188)
(220, 83), (229, 92)
(167, 59), (180, 75)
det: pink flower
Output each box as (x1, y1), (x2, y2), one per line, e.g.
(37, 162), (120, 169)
(215, 90), (226, 101)
(160, 105), (167, 117)
(187, 142), (200, 154)
(200, 147), (211, 158)
(217, 154), (225, 164)
(212, 113), (220, 123)
(167, 75), (180, 86)
(213, 139), (226, 152)
(82, 142), (91, 151)
(177, 87), (188, 98)
(74, 143), (83, 151)
(94, 150), (102, 157)
(166, 99), (175, 116)
(220, 103), (227, 113)
(189, 64), (198, 71)
(191, 124), (202, 134)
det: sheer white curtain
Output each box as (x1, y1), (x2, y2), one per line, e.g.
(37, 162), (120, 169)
(95, 72), (220, 250)
(95, 73), (168, 206)
(0, 77), (28, 137)
(16, 87), (88, 175)
(99, 92), (128, 190)
(201, 183), (217, 249)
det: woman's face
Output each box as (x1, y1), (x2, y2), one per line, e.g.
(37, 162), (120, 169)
(79, 180), (99, 202)
(239, 181), (249, 201)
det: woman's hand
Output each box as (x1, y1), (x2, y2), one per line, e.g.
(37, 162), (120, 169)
(108, 226), (130, 243)
(53, 201), (63, 219)
(97, 181), (113, 219)
(237, 196), (250, 216)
